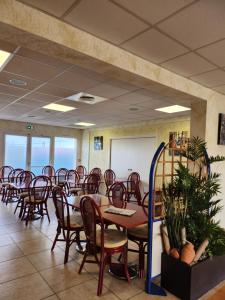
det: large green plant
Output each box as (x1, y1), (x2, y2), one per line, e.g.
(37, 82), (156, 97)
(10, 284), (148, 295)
(163, 137), (225, 256)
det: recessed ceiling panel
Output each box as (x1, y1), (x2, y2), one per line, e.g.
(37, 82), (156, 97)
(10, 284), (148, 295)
(158, 0), (225, 49)
(122, 29), (188, 63)
(197, 39), (225, 67)
(113, 0), (194, 24)
(190, 69), (225, 88)
(64, 0), (149, 45)
(35, 83), (76, 98)
(162, 52), (216, 77)
(0, 71), (43, 90)
(86, 82), (130, 98)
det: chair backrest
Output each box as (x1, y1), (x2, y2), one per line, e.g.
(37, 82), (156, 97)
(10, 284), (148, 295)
(83, 174), (99, 194)
(56, 168), (68, 183)
(80, 196), (103, 252)
(127, 172), (140, 190)
(0, 166), (14, 181)
(90, 167), (102, 177)
(16, 170), (34, 186)
(42, 165), (55, 177)
(76, 165), (87, 179)
(104, 169), (116, 187)
(29, 175), (50, 201)
(52, 186), (71, 228)
(108, 182), (127, 208)
(8, 168), (23, 182)
(66, 169), (80, 185)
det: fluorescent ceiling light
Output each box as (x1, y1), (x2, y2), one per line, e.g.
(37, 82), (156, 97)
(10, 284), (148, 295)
(43, 103), (76, 112)
(74, 122), (95, 127)
(155, 105), (191, 114)
(0, 50), (11, 68)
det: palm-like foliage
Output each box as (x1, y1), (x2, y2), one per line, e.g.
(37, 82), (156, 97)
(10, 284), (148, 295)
(163, 137), (225, 257)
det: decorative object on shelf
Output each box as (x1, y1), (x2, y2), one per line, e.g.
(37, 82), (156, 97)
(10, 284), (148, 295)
(94, 136), (103, 150)
(218, 113), (225, 145)
(161, 137), (225, 300)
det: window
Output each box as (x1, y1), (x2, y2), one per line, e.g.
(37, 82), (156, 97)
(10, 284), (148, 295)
(31, 137), (51, 175)
(54, 137), (77, 170)
(4, 134), (27, 169)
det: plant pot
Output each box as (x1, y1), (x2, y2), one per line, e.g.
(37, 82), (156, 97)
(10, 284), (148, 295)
(161, 252), (225, 300)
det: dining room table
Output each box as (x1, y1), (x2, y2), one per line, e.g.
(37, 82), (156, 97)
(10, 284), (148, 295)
(67, 193), (148, 279)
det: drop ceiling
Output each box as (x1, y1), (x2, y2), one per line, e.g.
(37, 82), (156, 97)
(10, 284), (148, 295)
(3, 0), (224, 128)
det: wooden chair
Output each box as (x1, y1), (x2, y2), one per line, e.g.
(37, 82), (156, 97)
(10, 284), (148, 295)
(76, 165), (87, 181)
(104, 169), (116, 195)
(108, 182), (127, 208)
(127, 192), (149, 278)
(65, 169), (81, 196)
(42, 165), (55, 177)
(127, 172), (142, 205)
(90, 167), (102, 178)
(0, 165), (14, 183)
(79, 196), (130, 296)
(55, 168), (68, 187)
(51, 187), (83, 263)
(82, 174), (99, 194)
(14, 171), (35, 216)
(2, 168), (24, 204)
(21, 175), (51, 225)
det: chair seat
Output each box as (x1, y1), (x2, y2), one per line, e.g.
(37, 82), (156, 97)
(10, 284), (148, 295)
(24, 196), (44, 203)
(19, 191), (29, 198)
(63, 214), (83, 229)
(96, 229), (127, 249)
(128, 224), (148, 240)
(69, 187), (82, 193)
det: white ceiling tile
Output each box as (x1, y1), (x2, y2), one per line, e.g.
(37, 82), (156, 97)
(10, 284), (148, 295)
(18, 0), (75, 17)
(85, 82), (129, 98)
(162, 52), (216, 77)
(0, 93), (18, 102)
(113, 91), (151, 105)
(25, 92), (61, 103)
(35, 83), (76, 98)
(158, 0), (225, 49)
(64, 0), (149, 45)
(213, 85), (225, 94)
(4, 55), (62, 81)
(0, 71), (43, 90)
(0, 83), (29, 97)
(49, 71), (100, 91)
(122, 29), (188, 63)
(0, 39), (17, 53)
(190, 69), (225, 88)
(197, 39), (225, 67)
(113, 0), (194, 24)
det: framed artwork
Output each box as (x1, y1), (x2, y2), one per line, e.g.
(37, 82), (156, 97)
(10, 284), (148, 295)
(94, 136), (103, 150)
(169, 131), (188, 155)
(218, 113), (225, 145)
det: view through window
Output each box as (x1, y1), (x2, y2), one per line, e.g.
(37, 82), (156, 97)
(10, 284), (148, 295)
(31, 137), (51, 175)
(54, 137), (77, 170)
(4, 134), (27, 169)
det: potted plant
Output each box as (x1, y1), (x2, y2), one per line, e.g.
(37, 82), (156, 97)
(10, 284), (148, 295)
(161, 137), (225, 300)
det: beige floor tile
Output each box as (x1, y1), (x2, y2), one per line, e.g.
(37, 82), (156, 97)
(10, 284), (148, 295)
(16, 236), (53, 255)
(4, 222), (33, 233)
(40, 260), (93, 292)
(57, 278), (120, 300)
(10, 227), (45, 242)
(0, 273), (54, 300)
(27, 247), (70, 271)
(0, 234), (14, 246)
(0, 243), (24, 263)
(0, 256), (36, 283)
(43, 296), (59, 300)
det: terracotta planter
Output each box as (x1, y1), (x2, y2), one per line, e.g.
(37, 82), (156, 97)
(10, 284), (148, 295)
(161, 252), (225, 300)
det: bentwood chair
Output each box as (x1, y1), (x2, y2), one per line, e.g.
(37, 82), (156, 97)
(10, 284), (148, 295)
(82, 174), (99, 194)
(21, 175), (51, 225)
(127, 172), (142, 205)
(76, 165), (87, 182)
(14, 171), (35, 216)
(79, 196), (130, 296)
(0, 166), (14, 183)
(127, 192), (149, 278)
(42, 165), (55, 177)
(108, 182), (127, 208)
(51, 187), (83, 263)
(90, 167), (102, 178)
(56, 168), (68, 187)
(2, 169), (24, 204)
(65, 169), (81, 196)
(104, 169), (116, 195)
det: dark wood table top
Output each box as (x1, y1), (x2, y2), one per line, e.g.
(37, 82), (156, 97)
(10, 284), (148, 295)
(99, 203), (148, 229)
(67, 194), (109, 209)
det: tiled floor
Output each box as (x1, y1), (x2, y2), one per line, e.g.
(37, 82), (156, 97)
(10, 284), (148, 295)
(0, 198), (224, 300)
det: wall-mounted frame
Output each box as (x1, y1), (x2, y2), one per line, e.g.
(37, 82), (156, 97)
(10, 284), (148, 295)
(94, 136), (103, 150)
(218, 113), (225, 145)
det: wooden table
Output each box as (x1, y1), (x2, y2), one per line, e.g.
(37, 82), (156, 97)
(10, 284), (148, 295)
(67, 194), (109, 208)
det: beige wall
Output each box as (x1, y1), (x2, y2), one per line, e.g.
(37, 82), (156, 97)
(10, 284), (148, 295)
(81, 116), (190, 172)
(0, 119), (82, 167)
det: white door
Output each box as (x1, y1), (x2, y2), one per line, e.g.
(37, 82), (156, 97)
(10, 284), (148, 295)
(110, 137), (156, 186)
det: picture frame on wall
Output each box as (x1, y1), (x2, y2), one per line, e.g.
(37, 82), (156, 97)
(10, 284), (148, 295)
(218, 113), (225, 145)
(94, 136), (103, 150)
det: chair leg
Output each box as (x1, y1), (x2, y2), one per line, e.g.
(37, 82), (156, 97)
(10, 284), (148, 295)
(64, 231), (70, 264)
(51, 226), (61, 251)
(78, 251), (88, 274)
(45, 203), (50, 222)
(138, 242), (145, 278)
(25, 205), (32, 226)
(97, 252), (107, 296)
(123, 246), (131, 283)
